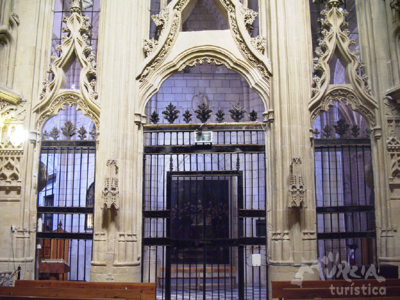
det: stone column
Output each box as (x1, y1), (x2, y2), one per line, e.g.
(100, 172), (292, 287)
(356, 0), (400, 264)
(266, 0), (318, 286)
(0, 0), (54, 280)
(91, 0), (148, 282)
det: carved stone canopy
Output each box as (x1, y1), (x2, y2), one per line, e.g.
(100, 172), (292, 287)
(309, 1), (377, 128)
(34, 1), (100, 133)
(288, 157), (306, 208)
(137, 0), (272, 118)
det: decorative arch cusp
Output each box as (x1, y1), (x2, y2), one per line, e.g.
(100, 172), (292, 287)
(35, 91), (99, 133)
(310, 86), (375, 128)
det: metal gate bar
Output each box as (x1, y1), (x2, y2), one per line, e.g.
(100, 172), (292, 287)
(142, 127), (267, 299)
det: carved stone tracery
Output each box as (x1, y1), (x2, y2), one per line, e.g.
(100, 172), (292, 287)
(0, 142), (23, 199)
(138, 0), (271, 87)
(309, 1), (377, 126)
(310, 87), (375, 127)
(34, 2), (100, 132)
(35, 92), (99, 132)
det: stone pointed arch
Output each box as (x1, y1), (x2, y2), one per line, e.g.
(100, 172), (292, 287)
(310, 86), (375, 128)
(34, 0), (100, 130)
(136, 46), (272, 123)
(35, 90), (99, 133)
(137, 0), (271, 123)
(309, 1), (377, 125)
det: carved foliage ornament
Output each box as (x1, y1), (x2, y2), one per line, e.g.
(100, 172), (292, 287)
(288, 157), (306, 208)
(310, 1), (376, 121)
(102, 159), (120, 209)
(35, 1), (100, 129)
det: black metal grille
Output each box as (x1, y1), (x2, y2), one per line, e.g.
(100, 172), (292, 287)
(142, 126), (267, 300)
(314, 138), (376, 278)
(36, 140), (95, 281)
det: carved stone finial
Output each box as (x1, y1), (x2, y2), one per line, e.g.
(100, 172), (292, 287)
(288, 157), (306, 208)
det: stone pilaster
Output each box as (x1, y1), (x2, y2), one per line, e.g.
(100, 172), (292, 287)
(266, 0), (318, 284)
(91, 0), (148, 282)
(357, 0), (400, 267)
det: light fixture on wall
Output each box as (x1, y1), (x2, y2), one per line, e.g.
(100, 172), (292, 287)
(0, 121), (28, 146)
(8, 124), (28, 146)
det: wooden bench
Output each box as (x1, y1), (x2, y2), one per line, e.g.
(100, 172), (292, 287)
(157, 266), (236, 290)
(0, 286), (138, 299)
(272, 279), (400, 299)
(2, 280), (156, 300)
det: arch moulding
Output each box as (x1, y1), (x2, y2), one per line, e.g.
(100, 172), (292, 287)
(135, 0), (272, 124)
(136, 46), (272, 124)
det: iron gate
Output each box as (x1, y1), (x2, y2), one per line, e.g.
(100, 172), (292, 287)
(142, 126), (267, 300)
(314, 138), (376, 277)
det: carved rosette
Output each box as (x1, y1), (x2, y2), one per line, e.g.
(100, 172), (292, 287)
(102, 159), (120, 210)
(288, 157), (306, 208)
(309, 2), (377, 125)
(34, 2), (100, 131)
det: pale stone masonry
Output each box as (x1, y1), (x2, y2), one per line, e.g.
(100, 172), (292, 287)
(0, 0), (400, 299)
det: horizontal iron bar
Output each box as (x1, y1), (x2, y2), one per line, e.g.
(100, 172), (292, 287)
(37, 206), (94, 214)
(143, 123), (265, 131)
(317, 205), (375, 213)
(143, 238), (170, 246)
(314, 138), (371, 146)
(144, 238), (266, 247)
(239, 209), (266, 218)
(37, 232), (93, 240)
(144, 145), (265, 154)
(171, 239), (240, 247)
(41, 141), (96, 147)
(143, 210), (170, 218)
(238, 237), (267, 245)
(169, 170), (242, 176)
(317, 231), (376, 239)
